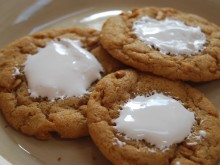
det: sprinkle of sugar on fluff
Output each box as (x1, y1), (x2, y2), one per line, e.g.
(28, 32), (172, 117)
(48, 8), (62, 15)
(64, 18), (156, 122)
(146, 147), (156, 153)
(175, 161), (181, 165)
(186, 142), (198, 146)
(194, 135), (202, 141)
(12, 67), (21, 76)
(113, 137), (126, 147)
(186, 130), (207, 146)
(199, 130), (207, 138)
(161, 147), (170, 152)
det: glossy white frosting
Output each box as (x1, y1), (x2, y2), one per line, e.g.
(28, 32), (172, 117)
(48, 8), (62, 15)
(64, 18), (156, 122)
(114, 93), (195, 149)
(24, 38), (103, 100)
(133, 16), (206, 55)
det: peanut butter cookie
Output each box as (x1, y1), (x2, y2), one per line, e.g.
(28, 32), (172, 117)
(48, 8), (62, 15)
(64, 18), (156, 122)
(0, 28), (125, 140)
(100, 7), (220, 82)
(88, 69), (220, 165)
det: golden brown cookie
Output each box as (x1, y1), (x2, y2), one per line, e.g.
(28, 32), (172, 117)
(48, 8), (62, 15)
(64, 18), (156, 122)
(88, 69), (220, 165)
(100, 7), (220, 82)
(0, 28), (126, 140)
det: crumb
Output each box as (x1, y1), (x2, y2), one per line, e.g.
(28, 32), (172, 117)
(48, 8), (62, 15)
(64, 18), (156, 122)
(57, 157), (61, 161)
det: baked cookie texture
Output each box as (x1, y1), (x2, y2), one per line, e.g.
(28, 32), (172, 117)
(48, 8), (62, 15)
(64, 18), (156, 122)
(0, 28), (126, 140)
(100, 7), (220, 82)
(87, 69), (220, 165)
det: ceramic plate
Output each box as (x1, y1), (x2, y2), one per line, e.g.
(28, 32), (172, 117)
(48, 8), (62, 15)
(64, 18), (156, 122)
(0, 0), (219, 164)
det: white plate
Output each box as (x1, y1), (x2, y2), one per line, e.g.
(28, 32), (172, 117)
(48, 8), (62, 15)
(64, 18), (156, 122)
(0, 0), (219, 164)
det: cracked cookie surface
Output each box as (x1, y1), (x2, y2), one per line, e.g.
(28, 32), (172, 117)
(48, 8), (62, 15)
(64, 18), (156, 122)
(100, 7), (220, 82)
(0, 28), (126, 140)
(87, 69), (220, 165)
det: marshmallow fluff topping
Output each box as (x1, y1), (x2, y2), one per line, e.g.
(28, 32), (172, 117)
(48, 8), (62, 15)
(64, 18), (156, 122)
(114, 93), (196, 149)
(24, 38), (103, 100)
(133, 16), (206, 55)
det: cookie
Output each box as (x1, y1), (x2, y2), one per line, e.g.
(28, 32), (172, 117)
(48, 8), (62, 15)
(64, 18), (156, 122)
(0, 28), (126, 140)
(100, 7), (220, 82)
(87, 69), (220, 165)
